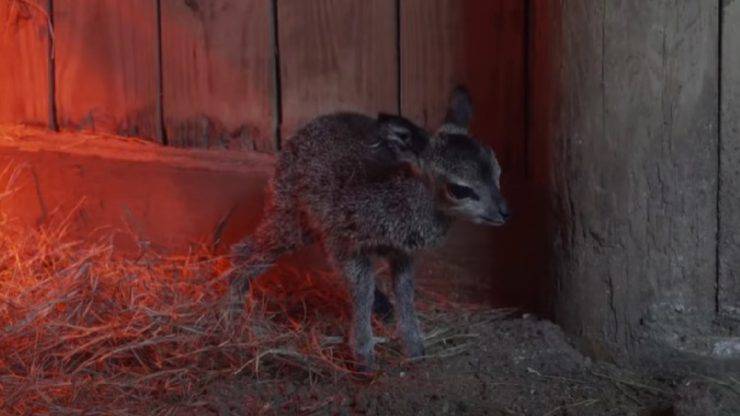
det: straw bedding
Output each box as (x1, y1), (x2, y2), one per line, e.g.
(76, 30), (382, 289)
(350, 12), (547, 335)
(0, 164), (490, 415)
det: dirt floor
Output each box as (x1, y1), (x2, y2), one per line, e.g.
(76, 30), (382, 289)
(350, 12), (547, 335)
(206, 313), (740, 416)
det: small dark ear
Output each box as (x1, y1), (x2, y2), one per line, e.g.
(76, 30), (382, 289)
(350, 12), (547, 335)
(377, 113), (411, 145)
(444, 86), (473, 129)
(377, 113), (430, 156)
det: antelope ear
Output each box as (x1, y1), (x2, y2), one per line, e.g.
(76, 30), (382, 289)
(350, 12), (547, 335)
(377, 113), (412, 146)
(441, 86), (473, 134)
(377, 113), (430, 155)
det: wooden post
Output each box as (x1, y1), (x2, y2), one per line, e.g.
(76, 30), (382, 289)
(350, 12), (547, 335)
(720, 0), (740, 318)
(532, 0), (722, 360)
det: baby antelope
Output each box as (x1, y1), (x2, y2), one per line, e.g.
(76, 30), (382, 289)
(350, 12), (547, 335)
(224, 87), (508, 371)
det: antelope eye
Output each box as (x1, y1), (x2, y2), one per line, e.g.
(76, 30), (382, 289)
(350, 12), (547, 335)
(446, 183), (479, 200)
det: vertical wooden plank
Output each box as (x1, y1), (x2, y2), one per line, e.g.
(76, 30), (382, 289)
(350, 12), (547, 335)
(54, 0), (159, 140)
(278, 0), (397, 139)
(401, 0), (526, 176)
(720, 0), (740, 318)
(161, 0), (275, 151)
(0, 0), (50, 126)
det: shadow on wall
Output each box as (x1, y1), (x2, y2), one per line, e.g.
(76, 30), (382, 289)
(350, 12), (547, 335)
(417, 178), (554, 314)
(416, 0), (556, 315)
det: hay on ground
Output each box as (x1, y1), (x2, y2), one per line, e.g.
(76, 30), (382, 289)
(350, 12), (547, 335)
(0, 164), (505, 415)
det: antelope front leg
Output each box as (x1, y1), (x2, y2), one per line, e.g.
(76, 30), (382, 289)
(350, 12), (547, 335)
(390, 252), (424, 358)
(339, 254), (376, 372)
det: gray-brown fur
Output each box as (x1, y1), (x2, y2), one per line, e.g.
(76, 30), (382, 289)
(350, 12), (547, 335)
(225, 87), (508, 371)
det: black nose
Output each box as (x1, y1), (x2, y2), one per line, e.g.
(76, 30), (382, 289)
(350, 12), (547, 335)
(499, 205), (510, 220)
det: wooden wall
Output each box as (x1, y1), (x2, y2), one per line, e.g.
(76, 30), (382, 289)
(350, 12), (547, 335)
(0, 0), (51, 126)
(278, 0), (398, 142)
(0, 0), (535, 311)
(0, 0), (527, 174)
(54, 0), (160, 138)
(402, 0), (526, 174)
(160, 0), (275, 150)
(0, 0), (526, 166)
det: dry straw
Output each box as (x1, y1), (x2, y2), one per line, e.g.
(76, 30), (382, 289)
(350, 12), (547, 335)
(0, 163), (505, 415)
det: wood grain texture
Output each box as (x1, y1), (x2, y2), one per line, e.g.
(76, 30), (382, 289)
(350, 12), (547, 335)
(546, 0), (609, 353)
(161, 0), (275, 151)
(278, 0), (397, 140)
(603, 0), (718, 344)
(54, 0), (159, 140)
(0, 127), (274, 254)
(541, 0), (720, 355)
(720, 0), (740, 318)
(0, 0), (50, 126)
(401, 0), (526, 176)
